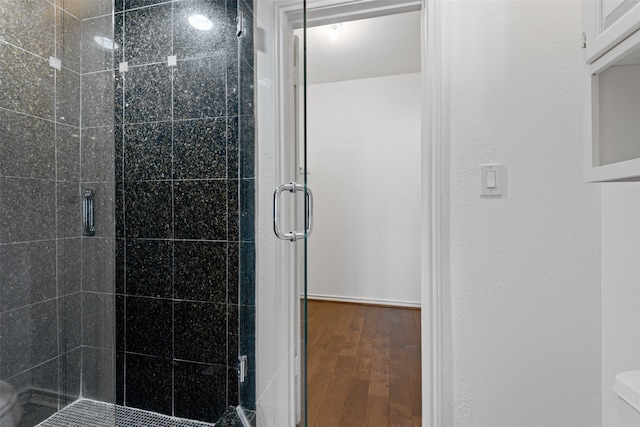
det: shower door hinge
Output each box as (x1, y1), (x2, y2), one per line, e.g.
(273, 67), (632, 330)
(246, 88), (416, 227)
(236, 11), (246, 38)
(580, 32), (586, 49)
(238, 355), (248, 383)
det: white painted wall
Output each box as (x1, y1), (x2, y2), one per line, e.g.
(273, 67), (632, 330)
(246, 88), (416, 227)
(305, 73), (422, 306)
(443, 1), (601, 425)
(601, 184), (640, 427)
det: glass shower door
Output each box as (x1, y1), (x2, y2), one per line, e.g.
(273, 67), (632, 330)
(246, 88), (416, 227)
(237, 0), (257, 424)
(0, 1), (117, 425)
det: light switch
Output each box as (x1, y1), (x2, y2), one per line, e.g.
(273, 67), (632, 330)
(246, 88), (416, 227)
(487, 171), (497, 188)
(480, 164), (504, 197)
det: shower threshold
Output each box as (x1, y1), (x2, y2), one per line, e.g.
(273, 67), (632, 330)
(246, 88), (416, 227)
(35, 399), (227, 427)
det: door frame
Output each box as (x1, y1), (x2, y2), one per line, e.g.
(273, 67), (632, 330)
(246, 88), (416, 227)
(262, 0), (443, 425)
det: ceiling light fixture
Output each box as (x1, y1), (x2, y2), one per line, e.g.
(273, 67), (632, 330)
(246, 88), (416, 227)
(94, 36), (118, 50)
(189, 14), (214, 31)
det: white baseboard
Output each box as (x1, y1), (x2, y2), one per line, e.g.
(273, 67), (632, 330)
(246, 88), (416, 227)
(306, 293), (421, 308)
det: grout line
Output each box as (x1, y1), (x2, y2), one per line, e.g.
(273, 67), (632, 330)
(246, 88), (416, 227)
(170, 1), (176, 416)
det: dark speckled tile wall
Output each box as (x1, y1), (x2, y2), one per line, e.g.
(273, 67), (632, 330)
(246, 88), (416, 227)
(114, 0), (255, 422)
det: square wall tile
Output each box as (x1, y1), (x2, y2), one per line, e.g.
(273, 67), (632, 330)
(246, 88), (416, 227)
(173, 0), (229, 60)
(239, 179), (254, 242)
(0, 300), (58, 379)
(0, 109), (55, 180)
(115, 125), (124, 182)
(238, 115), (255, 179)
(116, 351), (124, 405)
(82, 0), (114, 19)
(58, 238), (82, 295)
(82, 70), (115, 127)
(82, 126), (116, 182)
(57, 124), (81, 181)
(82, 292), (115, 349)
(174, 56), (226, 120)
(0, 44), (54, 120)
(116, 239), (125, 294)
(174, 180), (227, 240)
(116, 183), (125, 238)
(56, 67), (81, 127)
(115, 71), (124, 125)
(174, 361), (227, 423)
(61, 0), (83, 19)
(60, 347), (81, 406)
(0, 240), (56, 312)
(125, 353), (172, 415)
(124, 63), (171, 124)
(82, 14), (118, 73)
(57, 10), (81, 73)
(124, 181), (173, 238)
(124, 122), (172, 181)
(238, 59), (254, 119)
(227, 118), (238, 179)
(0, 0), (55, 59)
(227, 180), (239, 242)
(238, 3), (254, 70)
(8, 356), (60, 404)
(0, 178), (56, 244)
(81, 238), (116, 293)
(56, 182), (81, 239)
(228, 242), (239, 305)
(126, 297), (172, 357)
(124, 3), (172, 66)
(116, 296), (125, 351)
(239, 242), (255, 307)
(82, 347), (116, 403)
(114, 12), (125, 64)
(173, 118), (227, 180)
(174, 301), (226, 364)
(126, 239), (173, 298)
(174, 241), (226, 303)
(59, 292), (82, 352)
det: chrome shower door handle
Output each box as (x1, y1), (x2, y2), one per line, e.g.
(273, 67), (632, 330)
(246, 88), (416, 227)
(83, 189), (95, 236)
(273, 182), (314, 241)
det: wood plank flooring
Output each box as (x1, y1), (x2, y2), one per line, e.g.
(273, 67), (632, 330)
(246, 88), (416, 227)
(307, 300), (421, 427)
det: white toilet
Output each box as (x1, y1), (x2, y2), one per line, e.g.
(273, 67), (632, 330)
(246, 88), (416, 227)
(0, 381), (22, 427)
(614, 371), (640, 426)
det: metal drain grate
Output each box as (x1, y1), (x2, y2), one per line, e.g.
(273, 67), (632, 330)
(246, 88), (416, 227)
(36, 399), (216, 427)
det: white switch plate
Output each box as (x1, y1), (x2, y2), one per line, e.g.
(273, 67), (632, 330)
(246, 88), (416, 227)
(480, 164), (504, 197)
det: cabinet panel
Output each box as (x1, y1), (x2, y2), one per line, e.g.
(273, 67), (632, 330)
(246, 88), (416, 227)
(585, 27), (640, 181)
(584, 0), (640, 62)
(598, 64), (640, 166)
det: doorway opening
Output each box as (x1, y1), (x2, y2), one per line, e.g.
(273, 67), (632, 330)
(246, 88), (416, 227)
(295, 8), (423, 426)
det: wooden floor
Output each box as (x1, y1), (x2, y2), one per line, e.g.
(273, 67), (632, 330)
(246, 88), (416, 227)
(307, 300), (421, 427)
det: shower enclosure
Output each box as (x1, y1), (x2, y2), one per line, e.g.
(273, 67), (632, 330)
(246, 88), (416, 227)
(0, 0), (256, 425)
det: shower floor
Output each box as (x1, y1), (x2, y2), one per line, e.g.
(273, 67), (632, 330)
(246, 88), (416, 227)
(35, 399), (219, 427)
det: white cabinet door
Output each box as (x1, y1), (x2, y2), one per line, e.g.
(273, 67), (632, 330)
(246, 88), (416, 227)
(584, 0), (640, 62)
(584, 28), (640, 181)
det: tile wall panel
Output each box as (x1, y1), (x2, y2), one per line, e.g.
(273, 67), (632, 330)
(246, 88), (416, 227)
(114, 0), (255, 422)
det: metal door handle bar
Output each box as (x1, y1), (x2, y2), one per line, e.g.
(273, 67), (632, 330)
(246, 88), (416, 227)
(273, 182), (313, 241)
(83, 189), (95, 236)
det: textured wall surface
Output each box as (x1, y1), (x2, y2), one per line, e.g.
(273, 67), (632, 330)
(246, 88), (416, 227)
(443, 1), (601, 425)
(306, 73), (422, 305)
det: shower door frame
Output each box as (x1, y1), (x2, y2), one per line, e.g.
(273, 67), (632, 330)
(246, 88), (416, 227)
(257, 0), (444, 425)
